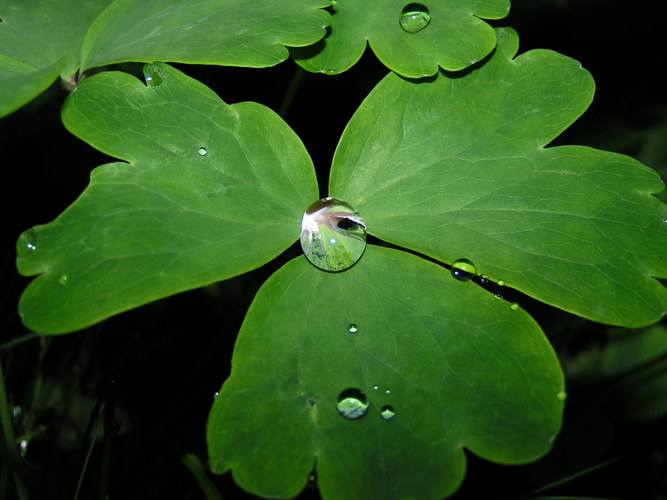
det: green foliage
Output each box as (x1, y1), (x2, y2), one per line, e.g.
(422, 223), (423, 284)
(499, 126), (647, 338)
(17, 62), (317, 333)
(330, 28), (667, 327)
(291, 0), (510, 76)
(207, 245), (563, 499)
(0, 0), (331, 117)
(80, 0), (332, 71)
(0, 0), (112, 116)
(3, 0), (667, 499)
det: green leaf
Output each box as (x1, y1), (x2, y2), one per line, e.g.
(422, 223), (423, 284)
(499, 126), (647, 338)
(329, 28), (667, 327)
(81, 0), (331, 71)
(290, 0), (510, 77)
(207, 245), (564, 499)
(16, 62), (318, 334)
(0, 0), (112, 117)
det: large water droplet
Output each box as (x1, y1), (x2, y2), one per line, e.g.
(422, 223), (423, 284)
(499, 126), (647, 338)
(400, 3), (431, 33)
(301, 197), (367, 272)
(336, 388), (369, 420)
(380, 406), (396, 420)
(348, 323), (358, 334)
(17, 230), (37, 257)
(451, 258), (476, 281)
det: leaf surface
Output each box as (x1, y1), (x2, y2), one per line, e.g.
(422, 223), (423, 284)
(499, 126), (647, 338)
(16, 62), (318, 333)
(291, 0), (510, 77)
(207, 245), (564, 499)
(329, 28), (667, 326)
(81, 0), (331, 71)
(0, 0), (111, 117)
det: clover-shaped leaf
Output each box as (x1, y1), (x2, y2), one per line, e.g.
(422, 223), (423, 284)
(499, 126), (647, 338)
(80, 0), (332, 71)
(330, 28), (667, 326)
(207, 245), (564, 499)
(0, 0), (112, 117)
(291, 0), (510, 77)
(16, 62), (318, 333)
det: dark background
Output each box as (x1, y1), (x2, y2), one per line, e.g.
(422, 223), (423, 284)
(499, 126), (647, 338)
(1, 0), (666, 498)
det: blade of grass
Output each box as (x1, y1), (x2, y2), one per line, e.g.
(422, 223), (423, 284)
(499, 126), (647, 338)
(0, 359), (29, 500)
(527, 457), (621, 496)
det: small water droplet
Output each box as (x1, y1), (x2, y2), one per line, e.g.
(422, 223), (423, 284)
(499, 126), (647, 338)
(198, 147), (207, 156)
(509, 302), (519, 311)
(12, 405), (21, 417)
(348, 323), (358, 334)
(380, 406), (396, 420)
(384, 389), (391, 395)
(557, 391), (567, 401)
(213, 391), (219, 400)
(307, 471), (317, 487)
(336, 388), (369, 420)
(58, 273), (71, 286)
(372, 385), (380, 391)
(301, 197), (367, 272)
(479, 274), (489, 284)
(451, 258), (476, 281)
(494, 293), (503, 300)
(399, 3), (431, 33)
(17, 230), (37, 257)
(144, 65), (163, 86)
(497, 279), (505, 287)
(19, 439), (28, 457)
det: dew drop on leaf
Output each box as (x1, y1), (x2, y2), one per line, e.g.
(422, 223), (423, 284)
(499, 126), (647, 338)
(451, 258), (477, 281)
(557, 391), (567, 401)
(16, 230), (37, 257)
(144, 65), (163, 86)
(198, 147), (207, 156)
(58, 273), (71, 286)
(300, 197), (367, 272)
(348, 323), (359, 334)
(380, 406), (396, 420)
(399, 3), (431, 33)
(372, 385), (380, 391)
(336, 388), (369, 420)
(497, 279), (506, 287)
(509, 302), (520, 311)
(479, 274), (489, 284)
(384, 388), (391, 395)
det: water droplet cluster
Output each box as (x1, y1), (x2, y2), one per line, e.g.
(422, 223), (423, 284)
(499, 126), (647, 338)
(301, 197), (367, 272)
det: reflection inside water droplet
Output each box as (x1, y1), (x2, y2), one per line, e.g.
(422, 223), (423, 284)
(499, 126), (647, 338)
(348, 323), (358, 334)
(380, 406), (396, 420)
(336, 388), (369, 420)
(399, 3), (431, 33)
(300, 197), (367, 272)
(451, 258), (476, 281)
